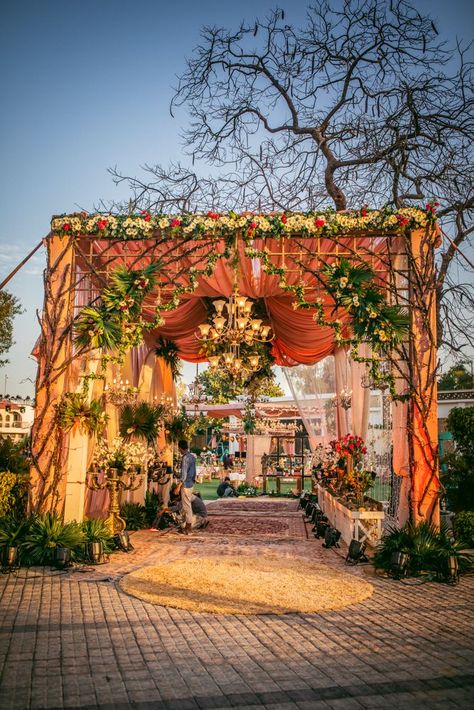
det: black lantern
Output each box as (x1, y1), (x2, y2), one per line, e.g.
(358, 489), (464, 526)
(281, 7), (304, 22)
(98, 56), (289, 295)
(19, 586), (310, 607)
(346, 539), (369, 565)
(390, 551), (408, 579)
(55, 547), (71, 569)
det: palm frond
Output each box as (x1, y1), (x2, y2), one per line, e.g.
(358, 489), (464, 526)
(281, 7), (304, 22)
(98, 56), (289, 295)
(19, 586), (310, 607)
(119, 402), (164, 444)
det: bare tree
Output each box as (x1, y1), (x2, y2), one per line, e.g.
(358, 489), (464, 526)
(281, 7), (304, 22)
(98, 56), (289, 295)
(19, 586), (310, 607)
(110, 0), (473, 352)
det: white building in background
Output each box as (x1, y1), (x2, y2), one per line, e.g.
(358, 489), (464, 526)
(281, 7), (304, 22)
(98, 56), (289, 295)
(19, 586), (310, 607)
(0, 398), (35, 441)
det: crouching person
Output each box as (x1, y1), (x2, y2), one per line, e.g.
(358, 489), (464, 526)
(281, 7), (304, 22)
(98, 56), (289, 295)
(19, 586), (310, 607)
(191, 492), (209, 530)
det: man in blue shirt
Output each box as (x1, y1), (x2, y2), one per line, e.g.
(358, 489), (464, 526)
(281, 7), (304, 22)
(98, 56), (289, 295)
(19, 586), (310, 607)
(178, 439), (196, 533)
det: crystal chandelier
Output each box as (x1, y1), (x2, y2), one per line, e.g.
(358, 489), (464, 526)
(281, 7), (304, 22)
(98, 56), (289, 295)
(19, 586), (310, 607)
(196, 290), (273, 379)
(104, 378), (140, 407)
(182, 364), (210, 415)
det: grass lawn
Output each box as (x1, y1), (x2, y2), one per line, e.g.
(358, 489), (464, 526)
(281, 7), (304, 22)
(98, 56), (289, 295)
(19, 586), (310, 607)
(194, 477), (312, 501)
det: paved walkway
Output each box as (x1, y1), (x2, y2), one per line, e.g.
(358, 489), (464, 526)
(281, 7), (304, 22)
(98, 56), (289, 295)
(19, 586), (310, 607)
(0, 498), (473, 709)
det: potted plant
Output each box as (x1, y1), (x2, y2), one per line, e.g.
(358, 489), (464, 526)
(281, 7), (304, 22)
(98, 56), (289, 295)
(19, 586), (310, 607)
(23, 513), (85, 566)
(81, 518), (114, 563)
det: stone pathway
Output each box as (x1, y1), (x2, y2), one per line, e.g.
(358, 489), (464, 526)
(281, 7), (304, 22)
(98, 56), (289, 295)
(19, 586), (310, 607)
(0, 498), (473, 709)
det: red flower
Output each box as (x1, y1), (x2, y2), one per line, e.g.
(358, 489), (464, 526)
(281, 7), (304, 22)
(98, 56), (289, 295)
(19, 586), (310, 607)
(249, 221), (257, 229)
(314, 218), (325, 228)
(207, 211), (219, 220)
(170, 218), (181, 228)
(141, 210), (151, 222)
(361, 205), (368, 217)
(281, 214), (287, 224)
(397, 215), (409, 227)
(97, 219), (108, 230)
(63, 223), (70, 231)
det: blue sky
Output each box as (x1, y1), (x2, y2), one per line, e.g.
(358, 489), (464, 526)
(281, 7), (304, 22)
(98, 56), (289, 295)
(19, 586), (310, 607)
(0, 0), (472, 397)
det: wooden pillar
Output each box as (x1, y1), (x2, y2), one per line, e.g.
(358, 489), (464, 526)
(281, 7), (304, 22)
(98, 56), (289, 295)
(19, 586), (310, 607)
(30, 235), (76, 515)
(408, 228), (440, 525)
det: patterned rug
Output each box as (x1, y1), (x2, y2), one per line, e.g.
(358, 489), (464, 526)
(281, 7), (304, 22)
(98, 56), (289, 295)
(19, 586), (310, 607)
(204, 514), (308, 539)
(207, 499), (299, 513)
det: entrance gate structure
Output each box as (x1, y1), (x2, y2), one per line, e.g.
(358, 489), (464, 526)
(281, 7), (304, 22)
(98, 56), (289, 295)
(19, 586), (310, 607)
(30, 209), (440, 525)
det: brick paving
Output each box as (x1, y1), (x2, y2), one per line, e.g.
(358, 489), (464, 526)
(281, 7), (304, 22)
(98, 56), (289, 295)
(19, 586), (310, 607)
(0, 499), (473, 709)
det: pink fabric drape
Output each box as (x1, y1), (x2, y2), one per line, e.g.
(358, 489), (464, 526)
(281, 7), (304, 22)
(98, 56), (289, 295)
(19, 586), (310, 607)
(351, 344), (370, 439)
(334, 347), (350, 437)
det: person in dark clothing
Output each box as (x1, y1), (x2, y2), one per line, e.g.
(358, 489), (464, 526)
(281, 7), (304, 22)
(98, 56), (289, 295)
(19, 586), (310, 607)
(190, 493), (208, 528)
(217, 476), (237, 498)
(222, 453), (234, 470)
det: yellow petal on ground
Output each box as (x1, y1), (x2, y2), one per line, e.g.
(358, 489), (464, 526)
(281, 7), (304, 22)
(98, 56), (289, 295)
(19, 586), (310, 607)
(119, 556), (373, 615)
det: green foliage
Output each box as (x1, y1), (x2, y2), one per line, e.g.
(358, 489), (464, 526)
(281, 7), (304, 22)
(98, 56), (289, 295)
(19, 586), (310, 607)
(453, 511), (474, 548)
(74, 305), (123, 351)
(197, 348), (283, 404)
(144, 491), (160, 526)
(439, 363), (474, 391)
(155, 337), (181, 378)
(0, 451), (28, 518)
(0, 437), (30, 473)
(23, 514), (85, 565)
(442, 406), (474, 512)
(0, 472), (20, 517)
(74, 263), (162, 352)
(373, 521), (473, 577)
(119, 402), (164, 444)
(446, 407), (474, 452)
(165, 407), (191, 442)
(0, 290), (23, 365)
(57, 393), (108, 436)
(119, 502), (147, 530)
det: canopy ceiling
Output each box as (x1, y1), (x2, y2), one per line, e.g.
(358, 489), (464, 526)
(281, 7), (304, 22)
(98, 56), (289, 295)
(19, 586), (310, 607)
(73, 230), (398, 367)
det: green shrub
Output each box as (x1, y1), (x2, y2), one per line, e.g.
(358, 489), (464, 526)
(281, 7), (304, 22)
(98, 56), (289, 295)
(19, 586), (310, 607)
(453, 511), (474, 548)
(0, 437), (30, 473)
(0, 514), (32, 562)
(0, 470), (28, 518)
(119, 502), (146, 530)
(23, 513), (85, 565)
(373, 521), (473, 578)
(144, 491), (160, 526)
(442, 407), (474, 512)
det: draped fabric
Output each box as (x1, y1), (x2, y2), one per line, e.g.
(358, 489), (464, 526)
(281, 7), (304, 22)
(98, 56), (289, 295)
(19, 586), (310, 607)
(283, 360), (336, 452)
(334, 347), (350, 437)
(351, 343), (371, 439)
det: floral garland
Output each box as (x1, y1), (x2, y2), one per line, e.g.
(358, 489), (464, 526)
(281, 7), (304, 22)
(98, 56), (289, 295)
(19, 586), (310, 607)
(50, 205), (437, 241)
